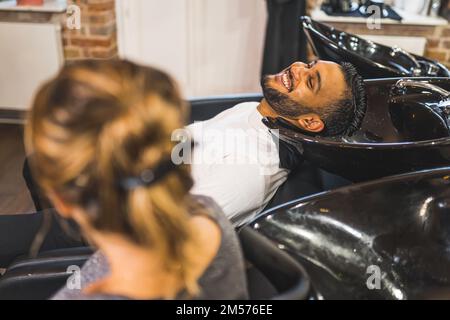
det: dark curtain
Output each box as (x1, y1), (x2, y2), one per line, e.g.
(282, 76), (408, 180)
(261, 0), (307, 77)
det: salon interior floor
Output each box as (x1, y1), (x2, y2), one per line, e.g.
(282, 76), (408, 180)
(0, 123), (35, 215)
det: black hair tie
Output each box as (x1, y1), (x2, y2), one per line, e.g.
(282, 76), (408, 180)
(119, 159), (177, 190)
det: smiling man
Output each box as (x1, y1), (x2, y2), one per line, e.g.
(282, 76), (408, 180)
(259, 60), (366, 136)
(189, 59), (367, 225)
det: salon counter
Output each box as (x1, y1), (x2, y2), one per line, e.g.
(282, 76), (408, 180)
(309, 7), (449, 61)
(311, 8), (448, 26)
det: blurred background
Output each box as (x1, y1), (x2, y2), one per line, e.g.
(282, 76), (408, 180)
(0, 0), (449, 214)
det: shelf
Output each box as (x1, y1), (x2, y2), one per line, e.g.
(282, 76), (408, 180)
(311, 8), (448, 27)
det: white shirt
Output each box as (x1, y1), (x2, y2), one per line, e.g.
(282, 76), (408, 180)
(187, 102), (289, 226)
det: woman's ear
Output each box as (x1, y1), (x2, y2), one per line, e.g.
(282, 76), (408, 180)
(296, 113), (325, 133)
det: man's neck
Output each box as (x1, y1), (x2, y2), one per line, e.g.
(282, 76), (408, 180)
(257, 98), (279, 118)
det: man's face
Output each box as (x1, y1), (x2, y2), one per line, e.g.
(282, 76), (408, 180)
(261, 60), (348, 119)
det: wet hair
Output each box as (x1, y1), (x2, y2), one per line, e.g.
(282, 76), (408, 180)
(321, 62), (367, 136)
(261, 62), (367, 136)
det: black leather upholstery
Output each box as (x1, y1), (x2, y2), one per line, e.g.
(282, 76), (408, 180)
(239, 227), (311, 300)
(0, 246), (92, 300)
(7, 247), (93, 273)
(189, 93), (263, 122)
(0, 272), (72, 300)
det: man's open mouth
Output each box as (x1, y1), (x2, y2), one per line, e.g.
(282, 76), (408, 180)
(281, 69), (293, 92)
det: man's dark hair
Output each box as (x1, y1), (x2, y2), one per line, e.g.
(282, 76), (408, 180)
(321, 62), (367, 136)
(261, 62), (367, 136)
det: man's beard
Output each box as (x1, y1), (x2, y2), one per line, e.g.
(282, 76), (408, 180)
(260, 75), (315, 119)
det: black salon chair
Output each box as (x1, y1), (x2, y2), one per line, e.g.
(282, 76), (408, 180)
(0, 227), (311, 300)
(189, 93), (264, 122)
(239, 227), (311, 300)
(0, 247), (93, 300)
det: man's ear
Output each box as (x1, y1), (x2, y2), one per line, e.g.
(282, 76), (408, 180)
(296, 113), (325, 133)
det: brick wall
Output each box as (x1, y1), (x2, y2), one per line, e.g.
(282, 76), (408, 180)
(306, 0), (450, 68)
(63, 0), (117, 60)
(426, 27), (449, 63)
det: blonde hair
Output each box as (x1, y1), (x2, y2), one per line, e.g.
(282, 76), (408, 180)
(26, 60), (202, 295)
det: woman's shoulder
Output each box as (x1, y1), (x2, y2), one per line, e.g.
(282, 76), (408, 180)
(190, 195), (230, 226)
(191, 194), (222, 213)
(190, 194), (249, 300)
(51, 251), (110, 300)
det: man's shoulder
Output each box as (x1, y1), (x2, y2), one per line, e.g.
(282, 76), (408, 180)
(187, 101), (260, 130)
(232, 101), (260, 108)
(231, 100), (261, 113)
(196, 101), (259, 121)
(209, 101), (260, 120)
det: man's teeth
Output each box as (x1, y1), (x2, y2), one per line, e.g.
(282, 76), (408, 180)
(282, 71), (291, 91)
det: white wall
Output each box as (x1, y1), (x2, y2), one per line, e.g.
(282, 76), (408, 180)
(0, 22), (63, 110)
(116, 0), (267, 97)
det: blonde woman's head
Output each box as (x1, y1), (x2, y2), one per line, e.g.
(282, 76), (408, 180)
(26, 59), (201, 295)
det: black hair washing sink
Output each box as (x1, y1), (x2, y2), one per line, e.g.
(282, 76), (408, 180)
(263, 77), (450, 182)
(249, 167), (450, 299)
(301, 16), (450, 79)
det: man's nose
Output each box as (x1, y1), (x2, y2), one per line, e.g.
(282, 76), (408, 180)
(290, 62), (309, 82)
